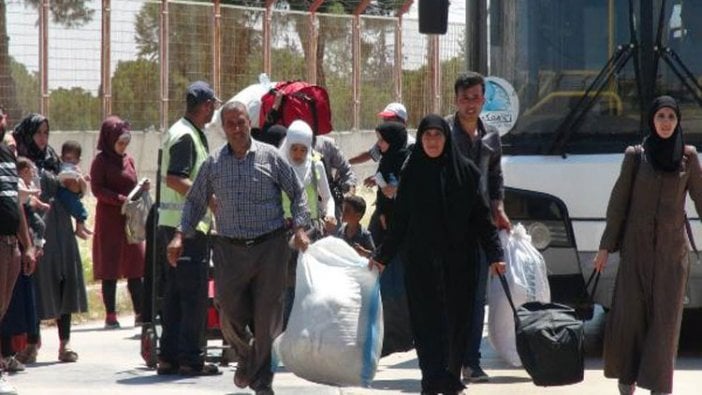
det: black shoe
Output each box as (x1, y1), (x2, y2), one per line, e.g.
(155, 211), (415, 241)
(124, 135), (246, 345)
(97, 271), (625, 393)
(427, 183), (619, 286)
(178, 363), (221, 376)
(156, 360), (178, 375)
(462, 365), (489, 383)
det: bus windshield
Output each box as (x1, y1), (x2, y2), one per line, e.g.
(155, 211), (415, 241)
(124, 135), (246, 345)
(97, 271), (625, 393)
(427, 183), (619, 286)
(491, 0), (702, 155)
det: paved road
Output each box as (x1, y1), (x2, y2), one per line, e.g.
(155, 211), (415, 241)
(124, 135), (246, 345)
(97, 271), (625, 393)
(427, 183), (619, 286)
(7, 308), (702, 394)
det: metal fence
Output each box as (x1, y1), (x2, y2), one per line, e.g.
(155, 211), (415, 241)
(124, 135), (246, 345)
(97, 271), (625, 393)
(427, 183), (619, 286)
(1, 0), (465, 132)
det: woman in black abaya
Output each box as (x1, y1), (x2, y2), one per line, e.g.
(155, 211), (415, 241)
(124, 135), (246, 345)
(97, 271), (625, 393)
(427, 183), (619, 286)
(369, 114), (505, 395)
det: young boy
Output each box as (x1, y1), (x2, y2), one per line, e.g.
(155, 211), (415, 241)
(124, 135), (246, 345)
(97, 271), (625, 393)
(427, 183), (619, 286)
(337, 195), (375, 258)
(56, 140), (92, 240)
(16, 157), (49, 249)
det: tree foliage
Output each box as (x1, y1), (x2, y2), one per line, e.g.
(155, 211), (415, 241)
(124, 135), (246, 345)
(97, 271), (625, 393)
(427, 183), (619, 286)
(111, 59), (160, 131)
(0, 0), (94, 121)
(49, 87), (100, 131)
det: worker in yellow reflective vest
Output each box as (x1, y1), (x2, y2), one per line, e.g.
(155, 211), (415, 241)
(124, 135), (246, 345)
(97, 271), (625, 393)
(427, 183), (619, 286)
(156, 81), (220, 377)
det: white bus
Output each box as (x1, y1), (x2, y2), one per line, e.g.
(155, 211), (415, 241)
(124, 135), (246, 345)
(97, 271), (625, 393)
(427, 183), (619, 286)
(479, 0), (702, 315)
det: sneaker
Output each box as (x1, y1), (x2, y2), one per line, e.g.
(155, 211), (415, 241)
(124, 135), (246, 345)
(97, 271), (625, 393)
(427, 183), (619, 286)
(105, 313), (120, 329)
(462, 365), (489, 383)
(2, 357), (25, 373)
(0, 374), (18, 395)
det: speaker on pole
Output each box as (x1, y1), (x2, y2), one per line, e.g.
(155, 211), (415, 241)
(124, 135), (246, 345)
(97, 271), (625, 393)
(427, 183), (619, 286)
(419, 0), (449, 35)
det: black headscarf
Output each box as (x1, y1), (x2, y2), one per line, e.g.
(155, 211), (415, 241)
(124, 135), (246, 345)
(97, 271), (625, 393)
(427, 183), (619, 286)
(377, 122), (409, 183)
(406, 114), (475, 194)
(643, 95), (684, 172)
(13, 113), (61, 173)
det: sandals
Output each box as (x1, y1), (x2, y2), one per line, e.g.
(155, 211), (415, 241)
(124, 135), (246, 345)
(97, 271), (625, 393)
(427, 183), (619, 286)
(15, 345), (38, 364)
(58, 347), (78, 363)
(233, 365), (251, 388)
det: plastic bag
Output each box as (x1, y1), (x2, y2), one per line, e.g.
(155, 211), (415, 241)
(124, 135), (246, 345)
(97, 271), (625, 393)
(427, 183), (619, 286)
(488, 224), (550, 367)
(121, 179), (152, 244)
(273, 237), (383, 387)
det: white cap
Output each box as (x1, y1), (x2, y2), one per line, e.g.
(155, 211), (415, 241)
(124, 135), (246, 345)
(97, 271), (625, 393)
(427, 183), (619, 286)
(377, 102), (408, 123)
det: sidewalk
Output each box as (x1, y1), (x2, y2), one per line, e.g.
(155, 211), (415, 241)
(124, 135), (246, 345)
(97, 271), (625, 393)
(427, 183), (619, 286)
(6, 312), (701, 394)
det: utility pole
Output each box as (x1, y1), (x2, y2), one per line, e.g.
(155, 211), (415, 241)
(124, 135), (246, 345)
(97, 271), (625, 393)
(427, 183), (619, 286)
(465, 0), (488, 74)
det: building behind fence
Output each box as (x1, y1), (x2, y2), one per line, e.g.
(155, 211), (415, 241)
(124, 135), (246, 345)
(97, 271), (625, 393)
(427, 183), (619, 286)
(1, 0), (465, 132)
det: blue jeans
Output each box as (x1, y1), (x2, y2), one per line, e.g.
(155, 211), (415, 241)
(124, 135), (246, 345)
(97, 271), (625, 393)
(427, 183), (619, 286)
(56, 187), (87, 222)
(463, 247), (488, 369)
(159, 229), (209, 369)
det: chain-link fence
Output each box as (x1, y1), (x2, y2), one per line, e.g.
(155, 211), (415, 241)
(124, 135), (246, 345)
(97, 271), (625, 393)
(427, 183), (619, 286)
(3, 0), (465, 132)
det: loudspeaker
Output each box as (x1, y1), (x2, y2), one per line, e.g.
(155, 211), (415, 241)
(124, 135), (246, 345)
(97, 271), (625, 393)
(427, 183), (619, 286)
(419, 0), (449, 35)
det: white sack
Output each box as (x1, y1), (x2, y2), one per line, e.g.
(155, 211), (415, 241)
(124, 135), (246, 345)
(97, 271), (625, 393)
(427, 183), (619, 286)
(205, 73), (275, 137)
(273, 237), (383, 387)
(488, 224), (551, 367)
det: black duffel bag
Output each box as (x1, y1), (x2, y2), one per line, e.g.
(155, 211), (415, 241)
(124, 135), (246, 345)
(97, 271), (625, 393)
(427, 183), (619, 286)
(498, 273), (588, 386)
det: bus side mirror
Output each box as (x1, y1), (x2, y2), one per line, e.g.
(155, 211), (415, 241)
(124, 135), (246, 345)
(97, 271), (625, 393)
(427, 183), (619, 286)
(418, 0), (449, 35)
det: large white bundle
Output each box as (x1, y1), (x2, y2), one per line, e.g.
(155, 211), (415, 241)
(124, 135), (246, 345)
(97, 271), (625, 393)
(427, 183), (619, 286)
(274, 237), (383, 387)
(488, 224), (550, 367)
(205, 73), (275, 138)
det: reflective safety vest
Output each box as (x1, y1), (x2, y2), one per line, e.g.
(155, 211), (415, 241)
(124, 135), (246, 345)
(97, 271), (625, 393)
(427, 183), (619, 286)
(158, 118), (211, 233)
(283, 154), (321, 220)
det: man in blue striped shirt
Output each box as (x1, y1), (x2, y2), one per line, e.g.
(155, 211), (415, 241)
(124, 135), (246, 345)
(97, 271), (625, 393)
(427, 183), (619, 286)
(168, 101), (310, 395)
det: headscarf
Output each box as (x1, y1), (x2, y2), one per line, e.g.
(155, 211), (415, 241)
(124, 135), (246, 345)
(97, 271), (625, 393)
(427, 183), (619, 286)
(406, 114), (474, 192)
(13, 113), (60, 173)
(377, 122), (410, 183)
(376, 122), (408, 155)
(279, 120), (314, 185)
(97, 116), (131, 165)
(643, 95), (684, 172)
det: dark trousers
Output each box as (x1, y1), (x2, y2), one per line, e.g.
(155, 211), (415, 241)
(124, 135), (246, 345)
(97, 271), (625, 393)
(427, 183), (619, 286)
(463, 247), (488, 369)
(158, 228), (209, 369)
(212, 233), (289, 392)
(102, 278), (143, 315)
(406, 255), (472, 393)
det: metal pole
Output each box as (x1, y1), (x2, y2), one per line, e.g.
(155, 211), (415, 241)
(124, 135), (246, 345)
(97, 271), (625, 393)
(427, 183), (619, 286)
(466, 0), (488, 74)
(431, 35), (441, 113)
(160, 0), (169, 132)
(351, 1), (370, 131)
(101, 0), (112, 118)
(307, 0), (324, 84)
(39, 0), (49, 115)
(263, 0), (276, 76)
(352, 16), (361, 131)
(395, 1), (414, 104)
(640, 0), (654, 109)
(212, 0), (221, 97)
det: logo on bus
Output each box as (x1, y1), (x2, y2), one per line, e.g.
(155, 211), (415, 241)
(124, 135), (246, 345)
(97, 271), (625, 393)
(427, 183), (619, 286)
(481, 76), (520, 136)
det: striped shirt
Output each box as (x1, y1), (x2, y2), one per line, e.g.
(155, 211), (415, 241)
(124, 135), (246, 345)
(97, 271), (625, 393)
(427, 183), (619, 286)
(0, 143), (20, 235)
(180, 139), (310, 239)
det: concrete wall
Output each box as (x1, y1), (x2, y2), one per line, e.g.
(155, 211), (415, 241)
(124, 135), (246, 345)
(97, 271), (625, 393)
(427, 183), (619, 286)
(48, 129), (389, 190)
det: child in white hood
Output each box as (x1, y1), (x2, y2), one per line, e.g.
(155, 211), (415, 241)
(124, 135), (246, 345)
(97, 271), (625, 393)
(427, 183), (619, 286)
(278, 119), (336, 235)
(279, 120), (337, 327)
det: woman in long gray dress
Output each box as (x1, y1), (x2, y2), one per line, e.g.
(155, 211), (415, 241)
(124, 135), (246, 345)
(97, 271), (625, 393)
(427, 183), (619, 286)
(13, 114), (87, 363)
(594, 96), (702, 395)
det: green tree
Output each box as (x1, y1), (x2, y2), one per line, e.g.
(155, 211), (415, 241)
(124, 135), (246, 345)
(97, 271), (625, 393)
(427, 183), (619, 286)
(0, 0), (94, 121)
(111, 59), (160, 131)
(49, 87), (100, 131)
(10, 57), (40, 119)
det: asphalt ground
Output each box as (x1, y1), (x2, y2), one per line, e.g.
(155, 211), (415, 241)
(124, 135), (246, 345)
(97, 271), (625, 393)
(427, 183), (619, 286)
(6, 307), (702, 394)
